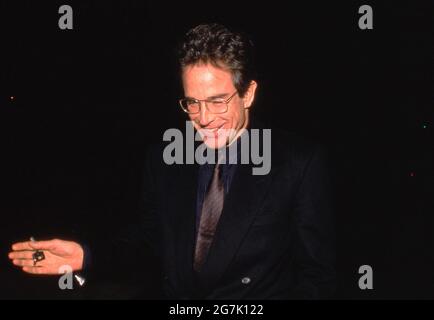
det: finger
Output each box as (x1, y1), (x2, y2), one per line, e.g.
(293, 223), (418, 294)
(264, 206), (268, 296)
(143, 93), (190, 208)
(22, 266), (46, 275)
(8, 251), (34, 260)
(11, 241), (33, 251)
(22, 265), (60, 275)
(28, 240), (57, 251)
(13, 259), (43, 268)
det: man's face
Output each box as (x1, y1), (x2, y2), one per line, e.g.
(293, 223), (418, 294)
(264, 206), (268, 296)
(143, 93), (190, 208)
(182, 63), (257, 149)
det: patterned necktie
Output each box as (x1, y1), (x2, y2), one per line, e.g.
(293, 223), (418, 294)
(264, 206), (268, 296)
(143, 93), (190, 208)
(194, 163), (225, 272)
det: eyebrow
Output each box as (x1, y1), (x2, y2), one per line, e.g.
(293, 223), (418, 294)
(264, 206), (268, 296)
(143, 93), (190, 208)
(185, 93), (230, 100)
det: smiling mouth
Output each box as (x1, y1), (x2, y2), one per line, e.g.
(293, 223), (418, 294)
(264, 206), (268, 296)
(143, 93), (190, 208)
(201, 125), (225, 138)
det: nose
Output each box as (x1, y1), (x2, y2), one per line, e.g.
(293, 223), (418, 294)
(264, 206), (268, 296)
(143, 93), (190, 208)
(198, 101), (213, 126)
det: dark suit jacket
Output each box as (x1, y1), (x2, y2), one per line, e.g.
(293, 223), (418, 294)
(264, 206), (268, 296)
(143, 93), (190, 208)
(90, 122), (336, 299)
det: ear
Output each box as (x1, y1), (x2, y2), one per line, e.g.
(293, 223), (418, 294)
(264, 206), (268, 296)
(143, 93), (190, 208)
(242, 80), (258, 109)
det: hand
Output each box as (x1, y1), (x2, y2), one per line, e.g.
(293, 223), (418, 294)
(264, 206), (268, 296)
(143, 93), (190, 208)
(8, 239), (84, 275)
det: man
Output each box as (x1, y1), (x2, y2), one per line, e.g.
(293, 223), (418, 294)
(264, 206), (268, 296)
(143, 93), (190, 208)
(8, 23), (335, 299)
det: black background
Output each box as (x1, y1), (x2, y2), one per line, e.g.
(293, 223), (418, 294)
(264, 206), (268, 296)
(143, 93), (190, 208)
(1, 0), (433, 299)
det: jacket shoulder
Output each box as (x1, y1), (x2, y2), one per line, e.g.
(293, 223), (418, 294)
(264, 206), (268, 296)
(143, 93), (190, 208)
(270, 128), (325, 170)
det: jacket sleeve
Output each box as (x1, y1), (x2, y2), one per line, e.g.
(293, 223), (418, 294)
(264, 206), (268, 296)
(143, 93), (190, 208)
(82, 144), (162, 281)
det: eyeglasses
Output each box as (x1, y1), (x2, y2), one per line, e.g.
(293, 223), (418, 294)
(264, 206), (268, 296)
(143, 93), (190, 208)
(179, 91), (238, 114)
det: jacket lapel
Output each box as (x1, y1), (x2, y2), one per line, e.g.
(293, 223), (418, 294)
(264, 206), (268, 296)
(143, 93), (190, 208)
(196, 160), (273, 294)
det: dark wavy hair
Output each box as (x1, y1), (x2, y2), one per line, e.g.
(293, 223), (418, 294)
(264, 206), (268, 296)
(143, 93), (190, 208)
(178, 23), (256, 97)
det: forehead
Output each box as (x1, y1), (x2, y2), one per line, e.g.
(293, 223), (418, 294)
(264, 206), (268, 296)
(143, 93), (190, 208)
(182, 63), (235, 97)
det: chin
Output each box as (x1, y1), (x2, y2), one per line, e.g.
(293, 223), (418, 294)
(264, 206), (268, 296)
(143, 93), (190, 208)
(202, 134), (229, 150)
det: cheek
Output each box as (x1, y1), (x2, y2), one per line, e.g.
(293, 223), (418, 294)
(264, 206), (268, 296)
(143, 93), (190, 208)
(188, 114), (198, 123)
(225, 106), (244, 127)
